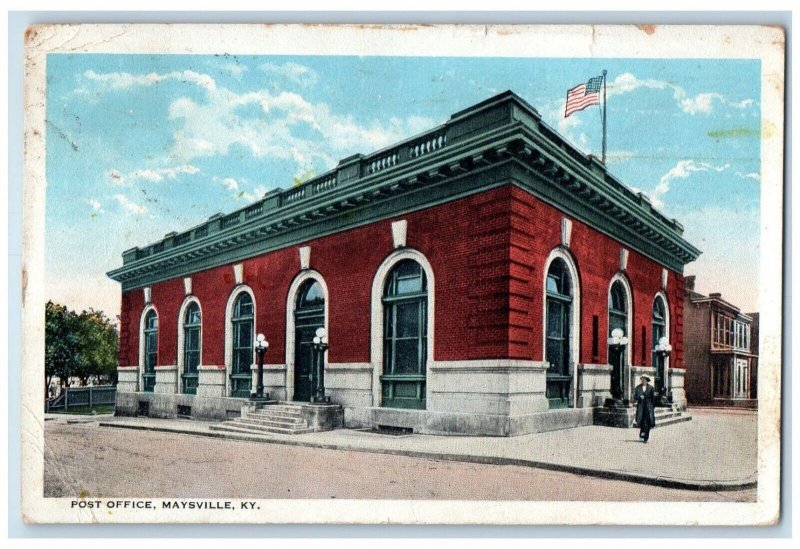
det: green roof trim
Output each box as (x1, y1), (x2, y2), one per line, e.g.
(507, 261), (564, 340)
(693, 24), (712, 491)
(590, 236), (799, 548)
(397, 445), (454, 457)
(107, 90), (701, 291)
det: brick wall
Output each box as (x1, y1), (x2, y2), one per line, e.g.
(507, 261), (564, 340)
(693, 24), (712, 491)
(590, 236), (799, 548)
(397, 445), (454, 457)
(118, 184), (685, 373)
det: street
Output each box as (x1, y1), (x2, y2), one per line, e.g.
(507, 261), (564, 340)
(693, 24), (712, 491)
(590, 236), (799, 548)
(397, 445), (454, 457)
(44, 421), (755, 502)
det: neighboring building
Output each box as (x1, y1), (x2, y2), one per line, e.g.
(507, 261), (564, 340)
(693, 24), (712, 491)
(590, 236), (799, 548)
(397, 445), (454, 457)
(683, 276), (758, 408)
(747, 312), (760, 400)
(107, 91), (700, 436)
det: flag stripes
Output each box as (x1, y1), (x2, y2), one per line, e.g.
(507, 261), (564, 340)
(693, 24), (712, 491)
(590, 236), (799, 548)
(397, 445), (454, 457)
(564, 80), (600, 118)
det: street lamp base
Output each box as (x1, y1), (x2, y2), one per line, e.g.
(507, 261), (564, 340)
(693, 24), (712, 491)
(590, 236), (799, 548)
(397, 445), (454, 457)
(604, 397), (630, 409)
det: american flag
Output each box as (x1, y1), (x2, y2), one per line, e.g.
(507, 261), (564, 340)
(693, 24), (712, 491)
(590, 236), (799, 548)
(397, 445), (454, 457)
(564, 76), (603, 118)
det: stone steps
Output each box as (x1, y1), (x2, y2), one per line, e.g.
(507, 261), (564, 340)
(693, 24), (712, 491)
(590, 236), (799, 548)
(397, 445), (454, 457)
(209, 422), (313, 436)
(236, 416), (305, 429)
(247, 410), (303, 421)
(211, 402), (313, 436)
(638, 405), (692, 429)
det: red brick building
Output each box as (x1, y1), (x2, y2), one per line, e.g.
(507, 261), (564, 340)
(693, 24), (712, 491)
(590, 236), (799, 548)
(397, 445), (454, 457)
(108, 91), (700, 435)
(683, 276), (758, 408)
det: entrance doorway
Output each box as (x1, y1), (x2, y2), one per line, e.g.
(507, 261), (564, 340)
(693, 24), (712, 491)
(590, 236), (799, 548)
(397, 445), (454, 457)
(608, 280), (629, 401)
(293, 279), (325, 402)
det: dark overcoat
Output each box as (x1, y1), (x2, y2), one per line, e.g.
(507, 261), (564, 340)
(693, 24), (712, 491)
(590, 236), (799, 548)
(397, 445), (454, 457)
(634, 383), (656, 427)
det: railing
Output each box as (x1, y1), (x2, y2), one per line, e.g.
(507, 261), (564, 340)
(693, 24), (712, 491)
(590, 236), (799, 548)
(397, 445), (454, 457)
(366, 151), (400, 175)
(283, 187), (306, 205)
(409, 132), (446, 159)
(121, 124), (455, 265)
(45, 385), (117, 412)
(311, 173), (337, 194)
(244, 202), (263, 219)
(220, 212), (241, 229)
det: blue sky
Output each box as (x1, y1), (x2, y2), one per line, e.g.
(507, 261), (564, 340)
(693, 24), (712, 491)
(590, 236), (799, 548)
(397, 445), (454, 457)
(45, 54), (761, 317)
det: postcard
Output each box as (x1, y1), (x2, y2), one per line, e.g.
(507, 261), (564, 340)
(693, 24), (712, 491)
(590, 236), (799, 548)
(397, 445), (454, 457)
(20, 23), (784, 525)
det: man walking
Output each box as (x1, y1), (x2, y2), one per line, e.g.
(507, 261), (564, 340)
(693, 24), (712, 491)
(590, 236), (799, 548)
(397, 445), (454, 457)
(634, 375), (656, 443)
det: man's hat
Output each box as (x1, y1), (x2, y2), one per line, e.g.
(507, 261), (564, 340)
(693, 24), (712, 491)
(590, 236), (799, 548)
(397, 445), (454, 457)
(640, 375), (651, 382)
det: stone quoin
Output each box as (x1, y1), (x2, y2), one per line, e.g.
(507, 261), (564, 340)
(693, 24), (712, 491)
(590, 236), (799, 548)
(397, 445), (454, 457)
(107, 91), (701, 436)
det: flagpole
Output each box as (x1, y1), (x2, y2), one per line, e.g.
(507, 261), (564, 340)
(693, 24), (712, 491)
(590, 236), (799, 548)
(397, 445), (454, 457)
(602, 69), (607, 164)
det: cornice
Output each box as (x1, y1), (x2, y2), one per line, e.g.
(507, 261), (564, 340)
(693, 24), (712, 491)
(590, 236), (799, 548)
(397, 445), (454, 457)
(108, 91), (701, 291)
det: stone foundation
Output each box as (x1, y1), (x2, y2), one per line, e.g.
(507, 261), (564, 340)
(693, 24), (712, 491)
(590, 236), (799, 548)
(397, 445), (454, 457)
(577, 363), (613, 408)
(154, 365), (178, 394)
(115, 390), (246, 421)
(668, 367), (688, 410)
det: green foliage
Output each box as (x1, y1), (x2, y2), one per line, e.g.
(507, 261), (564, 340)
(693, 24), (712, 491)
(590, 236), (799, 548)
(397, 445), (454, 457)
(45, 301), (119, 392)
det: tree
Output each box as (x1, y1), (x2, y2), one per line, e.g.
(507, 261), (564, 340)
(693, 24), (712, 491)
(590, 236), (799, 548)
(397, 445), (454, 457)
(75, 308), (119, 385)
(44, 301), (119, 397)
(45, 301), (80, 397)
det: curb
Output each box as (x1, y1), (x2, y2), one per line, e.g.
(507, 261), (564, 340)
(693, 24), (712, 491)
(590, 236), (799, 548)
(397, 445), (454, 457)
(97, 421), (757, 492)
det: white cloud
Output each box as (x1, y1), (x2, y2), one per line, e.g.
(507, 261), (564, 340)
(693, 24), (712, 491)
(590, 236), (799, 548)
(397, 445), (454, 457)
(109, 164), (200, 184)
(84, 67), (438, 177)
(606, 72), (753, 115)
(165, 78), (436, 169)
(678, 92), (725, 115)
(260, 62), (318, 87)
(736, 171), (761, 181)
(113, 194), (148, 215)
(241, 185), (269, 203)
(651, 159), (730, 208)
(83, 69), (217, 92)
(87, 199), (103, 212)
(221, 177), (239, 191)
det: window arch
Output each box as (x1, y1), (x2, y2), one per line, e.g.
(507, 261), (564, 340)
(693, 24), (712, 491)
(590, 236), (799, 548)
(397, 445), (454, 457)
(652, 293), (670, 399)
(230, 291), (254, 398)
(541, 248), (581, 410)
(608, 277), (631, 400)
(285, 271), (329, 402)
(381, 259), (428, 409)
(544, 257), (574, 409)
(370, 249), (435, 409)
(141, 308), (158, 393)
(180, 301), (201, 394)
(292, 278), (326, 402)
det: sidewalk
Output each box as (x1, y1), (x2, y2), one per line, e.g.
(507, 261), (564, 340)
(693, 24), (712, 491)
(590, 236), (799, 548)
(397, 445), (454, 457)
(63, 408), (757, 491)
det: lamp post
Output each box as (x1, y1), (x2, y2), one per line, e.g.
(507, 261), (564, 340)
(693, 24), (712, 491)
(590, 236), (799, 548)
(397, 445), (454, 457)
(251, 333), (269, 401)
(311, 327), (330, 404)
(607, 327), (629, 406)
(653, 336), (673, 406)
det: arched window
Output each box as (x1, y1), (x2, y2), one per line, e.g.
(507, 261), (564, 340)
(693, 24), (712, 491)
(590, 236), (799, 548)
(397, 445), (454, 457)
(230, 292), (254, 398)
(652, 296), (667, 398)
(382, 259), (428, 410)
(545, 258), (573, 409)
(142, 310), (158, 393)
(182, 302), (201, 395)
(608, 280), (629, 400)
(293, 279), (326, 402)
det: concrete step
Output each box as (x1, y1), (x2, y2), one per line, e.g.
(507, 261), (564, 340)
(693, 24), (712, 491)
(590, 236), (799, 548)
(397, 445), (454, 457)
(237, 417), (306, 429)
(247, 410), (303, 421)
(210, 422), (313, 436)
(266, 404), (307, 412)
